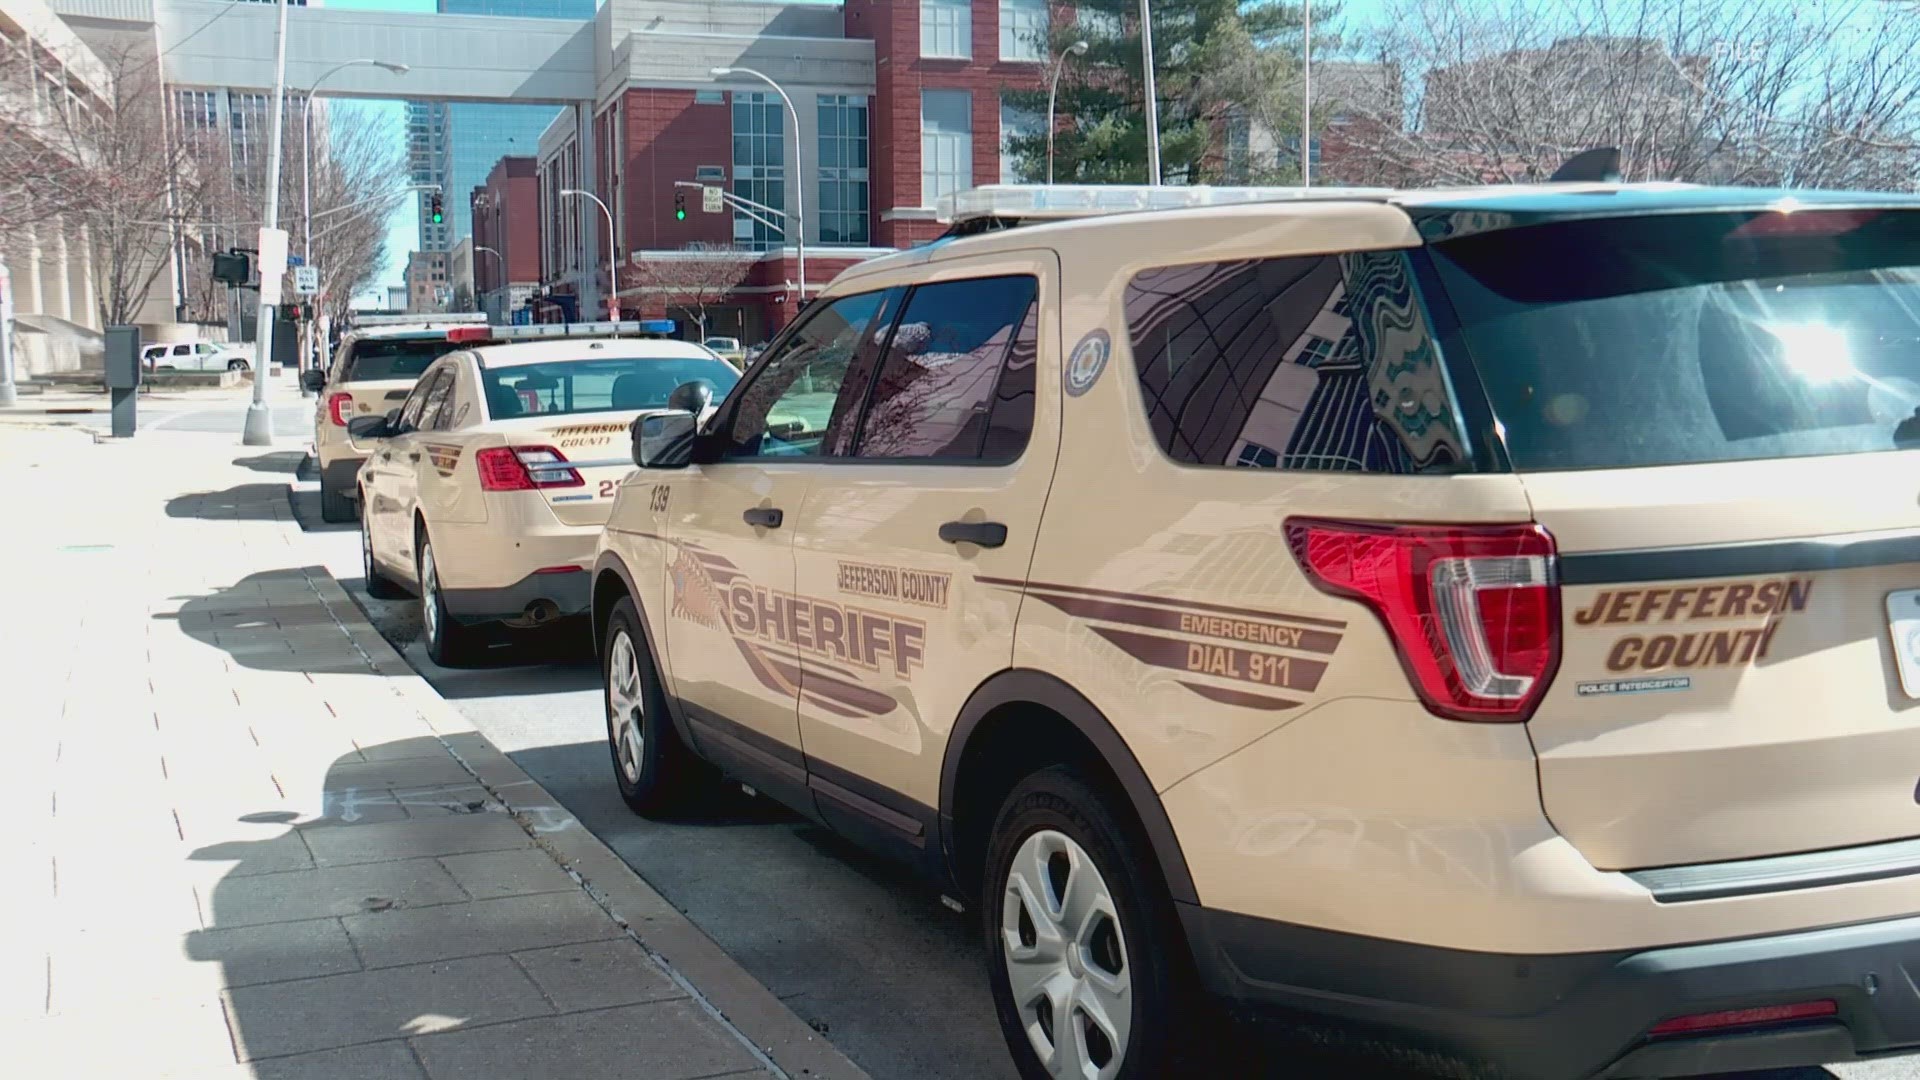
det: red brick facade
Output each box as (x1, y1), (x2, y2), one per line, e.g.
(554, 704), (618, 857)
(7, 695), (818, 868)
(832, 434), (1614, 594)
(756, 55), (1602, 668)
(471, 157), (539, 298)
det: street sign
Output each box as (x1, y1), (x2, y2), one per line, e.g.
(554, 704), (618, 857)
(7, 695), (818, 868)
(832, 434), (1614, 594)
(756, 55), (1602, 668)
(257, 227), (289, 307)
(702, 185), (724, 214)
(293, 266), (319, 295)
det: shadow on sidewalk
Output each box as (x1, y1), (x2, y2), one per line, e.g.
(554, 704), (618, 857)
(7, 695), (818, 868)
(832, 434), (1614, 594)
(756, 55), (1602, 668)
(166, 483), (297, 522)
(158, 567), (380, 675)
(230, 450), (308, 475)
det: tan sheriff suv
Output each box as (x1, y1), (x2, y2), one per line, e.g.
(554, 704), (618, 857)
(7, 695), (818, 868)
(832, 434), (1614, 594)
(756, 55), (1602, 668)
(306, 314), (487, 522)
(591, 182), (1920, 1079)
(351, 322), (736, 665)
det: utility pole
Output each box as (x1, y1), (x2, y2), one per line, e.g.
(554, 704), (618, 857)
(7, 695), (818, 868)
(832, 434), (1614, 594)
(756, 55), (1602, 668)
(1138, 0), (1161, 184)
(242, 0), (291, 446)
(1302, 0), (1313, 188)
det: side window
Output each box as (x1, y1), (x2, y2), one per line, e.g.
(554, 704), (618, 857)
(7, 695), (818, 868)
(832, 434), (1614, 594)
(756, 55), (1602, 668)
(197, 344), (219, 355)
(172, 344), (193, 357)
(853, 275), (1039, 462)
(1123, 251), (1467, 474)
(396, 370), (445, 433)
(724, 290), (892, 459)
(419, 369), (457, 432)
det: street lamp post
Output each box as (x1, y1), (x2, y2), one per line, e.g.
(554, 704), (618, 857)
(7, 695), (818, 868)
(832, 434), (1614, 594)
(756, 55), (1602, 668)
(475, 245), (503, 320)
(1138, 0), (1162, 184)
(1046, 40), (1090, 184)
(241, 0), (292, 447)
(710, 66), (805, 300)
(1302, 0), (1312, 187)
(559, 189), (619, 329)
(300, 59), (407, 394)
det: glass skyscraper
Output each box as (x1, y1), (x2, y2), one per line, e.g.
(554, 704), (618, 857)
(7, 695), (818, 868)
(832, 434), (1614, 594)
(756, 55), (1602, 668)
(413, 0), (596, 250)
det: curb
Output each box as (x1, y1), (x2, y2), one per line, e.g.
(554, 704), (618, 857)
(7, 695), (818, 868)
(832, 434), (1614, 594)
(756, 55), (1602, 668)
(295, 563), (870, 1080)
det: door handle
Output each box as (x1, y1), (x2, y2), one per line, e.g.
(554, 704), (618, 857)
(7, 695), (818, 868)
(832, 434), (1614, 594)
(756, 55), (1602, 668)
(939, 521), (1008, 548)
(743, 507), (784, 529)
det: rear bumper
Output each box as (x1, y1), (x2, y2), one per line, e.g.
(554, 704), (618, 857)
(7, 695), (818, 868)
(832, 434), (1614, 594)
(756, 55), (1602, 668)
(1182, 903), (1920, 1079)
(439, 569), (591, 623)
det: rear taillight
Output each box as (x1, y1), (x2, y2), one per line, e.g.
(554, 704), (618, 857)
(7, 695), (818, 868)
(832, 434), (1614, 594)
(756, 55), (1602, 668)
(327, 392), (352, 427)
(475, 445), (584, 491)
(1284, 519), (1560, 722)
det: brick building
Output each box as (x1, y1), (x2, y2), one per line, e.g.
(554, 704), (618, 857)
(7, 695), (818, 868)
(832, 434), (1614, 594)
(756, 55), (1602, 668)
(533, 0), (1051, 340)
(470, 156), (541, 323)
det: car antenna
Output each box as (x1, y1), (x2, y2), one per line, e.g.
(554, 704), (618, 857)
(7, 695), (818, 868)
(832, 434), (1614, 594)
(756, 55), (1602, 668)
(1549, 147), (1622, 183)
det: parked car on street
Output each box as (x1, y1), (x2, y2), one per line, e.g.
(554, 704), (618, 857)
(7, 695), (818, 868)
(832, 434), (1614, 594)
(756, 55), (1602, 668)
(304, 314), (486, 523)
(353, 321), (736, 665)
(142, 340), (253, 372)
(592, 180), (1920, 1080)
(701, 336), (745, 366)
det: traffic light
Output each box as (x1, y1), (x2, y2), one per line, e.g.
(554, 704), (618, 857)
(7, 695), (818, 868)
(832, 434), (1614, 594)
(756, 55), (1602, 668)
(674, 191), (686, 221)
(429, 193), (444, 225)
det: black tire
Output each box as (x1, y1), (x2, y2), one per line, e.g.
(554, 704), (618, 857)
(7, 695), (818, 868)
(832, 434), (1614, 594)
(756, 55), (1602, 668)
(226, 358), (249, 372)
(417, 530), (484, 667)
(319, 475), (357, 524)
(360, 507), (408, 600)
(984, 765), (1197, 1080)
(602, 597), (710, 814)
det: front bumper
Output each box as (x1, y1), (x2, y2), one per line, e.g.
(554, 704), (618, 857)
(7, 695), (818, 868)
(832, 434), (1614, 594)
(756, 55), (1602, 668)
(1181, 903), (1920, 1079)
(439, 569), (591, 624)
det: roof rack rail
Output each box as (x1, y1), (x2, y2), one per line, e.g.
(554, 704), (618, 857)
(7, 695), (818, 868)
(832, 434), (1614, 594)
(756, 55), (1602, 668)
(446, 319), (677, 345)
(936, 183), (1397, 235)
(348, 312), (489, 328)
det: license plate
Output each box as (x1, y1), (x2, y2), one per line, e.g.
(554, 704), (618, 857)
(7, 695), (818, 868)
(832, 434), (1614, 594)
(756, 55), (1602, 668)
(1886, 589), (1920, 698)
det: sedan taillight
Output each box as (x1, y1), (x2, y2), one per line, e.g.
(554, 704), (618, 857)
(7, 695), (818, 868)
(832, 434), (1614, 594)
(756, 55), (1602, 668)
(1284, 519), (1560, 722)
(475, 446), (584, 491)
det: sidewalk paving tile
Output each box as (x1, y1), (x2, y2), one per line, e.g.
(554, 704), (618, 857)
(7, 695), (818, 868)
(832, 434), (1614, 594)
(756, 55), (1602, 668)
(222, 954), (551, 1061)
(248, 1040), (429, 1080)
(436, 848), (578, 900)
(184, 915), (362, 987)
(510, 939), (686, 1013)
(201, 856), (469, 927)
(301, 815), (533, 868)
(409, 999), (764, 1080)
(342, 889), (622, 970)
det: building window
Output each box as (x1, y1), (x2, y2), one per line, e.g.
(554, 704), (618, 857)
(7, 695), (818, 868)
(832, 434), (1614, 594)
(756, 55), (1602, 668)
(921, 90), (972, 205)
(999, 99), (1043, 183)
(818, 94), (869, 246)
(731, 92), (786, 250)
(921, 0), (971, 59)
(695, 90), (724, 105)
(999, 0), (1047, 62)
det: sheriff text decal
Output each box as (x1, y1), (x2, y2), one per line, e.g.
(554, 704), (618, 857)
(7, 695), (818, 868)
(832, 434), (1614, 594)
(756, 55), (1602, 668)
(1576, 576), (1813, 675)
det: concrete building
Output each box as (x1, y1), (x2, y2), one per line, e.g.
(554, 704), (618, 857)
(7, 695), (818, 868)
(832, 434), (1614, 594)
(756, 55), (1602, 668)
(405, 249), (449, 313)
(533, 0), (1047, 336)
(449, 236), (475, 311)
(408, 100), (452, 251)
(471, 155), (539, 324)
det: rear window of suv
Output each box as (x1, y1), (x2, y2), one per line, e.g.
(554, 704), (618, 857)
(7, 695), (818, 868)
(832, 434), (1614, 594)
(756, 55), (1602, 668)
(1430, 208), (1920, 471)
(341, 336), (462, 383)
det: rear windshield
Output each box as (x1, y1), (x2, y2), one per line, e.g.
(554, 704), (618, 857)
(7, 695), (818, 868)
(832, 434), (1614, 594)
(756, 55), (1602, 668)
(341, 336), (463, 382)
(480, 356), (740, 420)
(1432, 209), (1920, 471)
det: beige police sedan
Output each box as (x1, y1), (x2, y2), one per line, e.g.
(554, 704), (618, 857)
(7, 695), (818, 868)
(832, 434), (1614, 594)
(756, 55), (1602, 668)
(353, 322), (737, 665)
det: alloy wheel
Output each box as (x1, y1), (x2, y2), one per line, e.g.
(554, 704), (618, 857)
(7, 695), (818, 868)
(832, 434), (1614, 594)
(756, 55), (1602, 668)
(420, 543), (440, 646)
(360, 513), (376, 584)
(607, 629), (645, 783)
(1001, 829), (1132, 1080)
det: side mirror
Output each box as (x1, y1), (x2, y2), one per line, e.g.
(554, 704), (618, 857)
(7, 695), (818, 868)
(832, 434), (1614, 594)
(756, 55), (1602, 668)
(301, 368), (326, 391)
(347, 412), (393, 440)
(631, 410), (697, 469)
(666, 379), (714, 415)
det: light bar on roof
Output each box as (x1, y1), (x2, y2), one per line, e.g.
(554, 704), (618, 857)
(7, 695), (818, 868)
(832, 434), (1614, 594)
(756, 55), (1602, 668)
(447, 320), (676, 345)
(937, 184), (1398, 225)
(351, 312), (488, 327)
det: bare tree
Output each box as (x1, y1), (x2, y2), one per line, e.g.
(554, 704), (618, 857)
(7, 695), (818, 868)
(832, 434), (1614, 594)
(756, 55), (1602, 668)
(628, 244), (757, 339)
(1332, 0), (1920, 190)
(0, 33), (104, 239)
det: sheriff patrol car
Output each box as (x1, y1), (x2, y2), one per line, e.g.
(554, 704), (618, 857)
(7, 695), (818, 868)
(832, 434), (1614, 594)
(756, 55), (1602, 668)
(306, 314), (487, 523)
(590, 179), (1920, 1079)
(352, 321), (735, 665)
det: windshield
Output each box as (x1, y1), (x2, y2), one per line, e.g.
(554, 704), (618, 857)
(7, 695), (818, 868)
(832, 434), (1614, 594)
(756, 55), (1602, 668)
(480, 356), (740, 420)
(1432, 209), (1920, 472)
(342, 336), (463, 382)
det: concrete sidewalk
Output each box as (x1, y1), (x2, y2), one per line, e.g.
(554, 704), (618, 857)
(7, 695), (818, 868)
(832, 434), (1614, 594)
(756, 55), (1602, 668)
(0, 423), (863, 1080)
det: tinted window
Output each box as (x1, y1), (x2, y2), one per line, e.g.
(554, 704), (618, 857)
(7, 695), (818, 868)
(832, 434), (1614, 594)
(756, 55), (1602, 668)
(480, 357), (739, 420)
(397, 370), (446, 432)
(419, 369), (457, 431)
(1124, 252), (1467, 473)
(725, 291), (891, 458)
(855, 275), (1038, 461)
(342, 336), (463, 382)
(1431, 210), (1920, 471)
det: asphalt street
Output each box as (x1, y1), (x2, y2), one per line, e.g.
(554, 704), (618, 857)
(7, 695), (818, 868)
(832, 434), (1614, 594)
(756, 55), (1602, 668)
(274, 448), (1912, 1080)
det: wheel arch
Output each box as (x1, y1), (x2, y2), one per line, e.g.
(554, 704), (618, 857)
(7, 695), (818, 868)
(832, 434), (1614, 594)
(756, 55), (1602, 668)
(938, 669), (1198, 906)
(591, 552), (640, 657)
